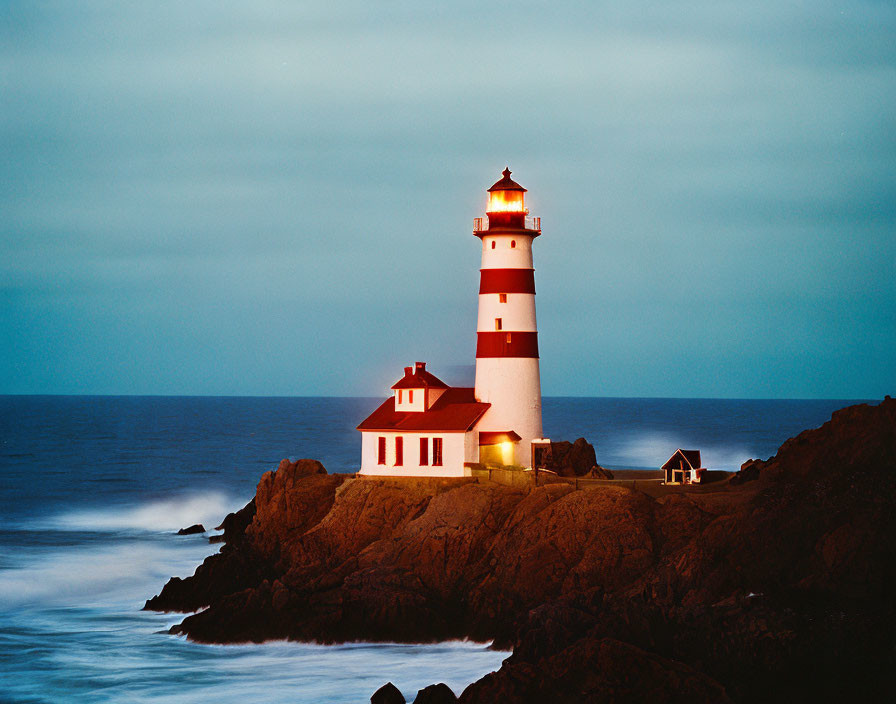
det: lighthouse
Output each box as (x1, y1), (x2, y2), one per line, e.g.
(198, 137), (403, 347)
(356, 168), (547, 476)
(472, 168), (544, 468)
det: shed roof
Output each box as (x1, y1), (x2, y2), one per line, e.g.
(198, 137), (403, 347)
(358, 387), (489, 432)
(661, 449), (703, 470)
(479, 431), (522, 445)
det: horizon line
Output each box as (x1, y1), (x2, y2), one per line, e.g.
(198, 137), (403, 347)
(0, 393), (884, 403)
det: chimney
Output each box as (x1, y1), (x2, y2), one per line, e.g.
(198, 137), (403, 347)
(404, 366), (413, 377)
(415, 362), (426, 372)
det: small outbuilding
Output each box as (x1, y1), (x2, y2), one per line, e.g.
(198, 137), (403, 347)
(662, 449), (705, 485)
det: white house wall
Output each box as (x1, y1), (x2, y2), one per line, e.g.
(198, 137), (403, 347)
(394, 389), (426, 412)
(464, 431), (479, 464)
(393, 387), (447, 412)
(359, 431), (471, 477)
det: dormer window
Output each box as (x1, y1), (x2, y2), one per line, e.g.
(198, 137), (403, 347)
(389, 362), (449, 413)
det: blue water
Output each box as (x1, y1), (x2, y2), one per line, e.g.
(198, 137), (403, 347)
(0, 396), (871, 702)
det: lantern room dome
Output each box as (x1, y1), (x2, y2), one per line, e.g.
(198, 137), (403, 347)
(487, 167), (527, 193)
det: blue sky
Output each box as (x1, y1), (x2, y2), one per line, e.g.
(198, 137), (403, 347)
(2, 1), (894, 398)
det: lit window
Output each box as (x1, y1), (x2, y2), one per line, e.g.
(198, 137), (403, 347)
(506, 333), (512, 344)
(499, 293), (507, 303)
(432, 437), (443, 466)
(419, 437), (429, 465)
(394, 437), (403, 466)
(510, 240), (516, 248)
(495, 318), (502, 331)
(377, 437), (386, 465)
(409, 389), (414, 403)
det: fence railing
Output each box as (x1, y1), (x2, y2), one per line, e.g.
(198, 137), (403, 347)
(472, 216), (542, 233)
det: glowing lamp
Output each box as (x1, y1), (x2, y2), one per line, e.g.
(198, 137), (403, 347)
(500, 441), (514, 464)
(487, 189), (526, 213)
(486, 167), (528, 218)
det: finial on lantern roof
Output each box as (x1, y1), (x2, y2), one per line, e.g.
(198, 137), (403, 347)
(488, 167), (527, 193)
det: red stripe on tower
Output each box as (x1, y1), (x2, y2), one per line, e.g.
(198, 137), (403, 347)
(476, 331), (539, 358)
(479, 268), (536, 294)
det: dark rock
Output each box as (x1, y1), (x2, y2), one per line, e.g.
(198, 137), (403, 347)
(730, 458), (762, 485)
(587, 465), (614, 479)
(208, 534), (225, 544)
(460, 636), (733, 703)
(548, 437), (599, 477)
(146, 399), (896, 702)
(371, 681), (405, 704)
(214, 498), (256, 543)
(413, 683), (457, 703)
(177, 524), (205, 535)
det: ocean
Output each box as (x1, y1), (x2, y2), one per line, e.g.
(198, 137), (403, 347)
(0, 395), (869, 703)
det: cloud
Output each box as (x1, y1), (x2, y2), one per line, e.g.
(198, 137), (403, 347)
(1, 1), (894, 397)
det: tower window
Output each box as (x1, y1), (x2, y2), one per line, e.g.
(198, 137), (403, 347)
(394, 437), (403, 466)
(419, 437), (429, 465)
(510, 240), (516, 248)
(377, 437), (386, 465)
(432, 437), (443, 466)
(495, 318), (502, 331)
(499, 293), (507, 303)
(506, 333), (512, 344)
(491, 240), (496, 249)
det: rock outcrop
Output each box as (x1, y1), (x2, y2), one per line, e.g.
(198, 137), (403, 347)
(177, 524), (205, 535)
(412, 683), (457, 703)
(147, 399), (896, 703)
(371, 682), (405, 704)
(546, 437), (611, 477)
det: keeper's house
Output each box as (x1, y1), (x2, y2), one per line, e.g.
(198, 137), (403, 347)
(357, 362), (494, 477)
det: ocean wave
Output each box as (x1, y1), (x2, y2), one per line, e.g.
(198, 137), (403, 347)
(42, 493), (243, 534)
(0, 541), (214, 607)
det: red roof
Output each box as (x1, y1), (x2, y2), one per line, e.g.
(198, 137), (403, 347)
(358, 388), (489, 432)
(479, 431), (521, 445)
(390, 362), (449, 390)
(661, 449), (703, 470)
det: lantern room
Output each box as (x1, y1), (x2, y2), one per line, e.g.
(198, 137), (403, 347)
(474, 167), (542, 236)
(487, 167), (528, 214)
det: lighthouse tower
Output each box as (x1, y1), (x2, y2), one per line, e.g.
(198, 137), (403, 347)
(473, 168), (544, 468)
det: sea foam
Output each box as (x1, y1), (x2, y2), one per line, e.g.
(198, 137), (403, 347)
(42, 493), (242, 534)
(0, 540), (214, 607)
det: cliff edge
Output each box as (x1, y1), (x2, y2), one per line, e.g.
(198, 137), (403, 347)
(146, 399), (896, 702)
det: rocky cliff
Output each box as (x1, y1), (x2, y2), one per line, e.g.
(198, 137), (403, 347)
(146, 399), (896, 702)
